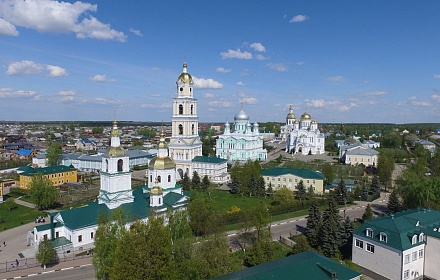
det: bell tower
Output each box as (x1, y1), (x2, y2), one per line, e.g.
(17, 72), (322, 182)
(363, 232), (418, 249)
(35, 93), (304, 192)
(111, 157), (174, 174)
(168, 61), (202, 180)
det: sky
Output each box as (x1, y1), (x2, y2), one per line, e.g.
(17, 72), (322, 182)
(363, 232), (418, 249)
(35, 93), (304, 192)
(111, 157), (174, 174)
(1, 0), (440, 124)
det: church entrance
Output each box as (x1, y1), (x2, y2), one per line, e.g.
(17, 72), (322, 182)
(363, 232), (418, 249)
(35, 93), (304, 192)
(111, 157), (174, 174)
(298, 147), (302, 153)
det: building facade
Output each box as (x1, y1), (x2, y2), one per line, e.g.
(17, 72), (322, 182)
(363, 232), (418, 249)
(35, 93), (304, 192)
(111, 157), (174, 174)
(19, 165), (78, 189)
(168, 62), (203, 179)
(191, 156), (229, 184)
(215, 107), (267, 162)
(285, 109), (325, 155)
(260, 167), (325, 194)
(352, 209), (440, 280)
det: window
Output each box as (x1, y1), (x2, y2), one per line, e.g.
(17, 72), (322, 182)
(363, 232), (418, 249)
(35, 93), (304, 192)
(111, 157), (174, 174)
(412, 251), (417, 261)
(412, 235), (417, 245)
(404, 270), (409, 279)
(179, 104), (183, 114)
(157, 176), (161, 183)
(117, 159), (123, 172)
(405, 254), (410, 264)
(419, 249), (424, 258)
(366, 243), (374, 253)
(44, 234), (48, 240)
(191, 105), (193, 114)
(55, 232), (59, 238)
(179, 124), (183, 135)
(419, 233), (424, 242)
(168, 175), (171, 182)
(379, 233), (387, 243)
(355, 239), (363, 249)
(366, 228), (373, 237)
(78, 235), (82, 242)
(91, 232), (94, 239)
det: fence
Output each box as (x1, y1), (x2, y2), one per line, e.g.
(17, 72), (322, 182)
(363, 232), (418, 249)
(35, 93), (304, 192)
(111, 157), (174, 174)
(0, 252), (93, 274)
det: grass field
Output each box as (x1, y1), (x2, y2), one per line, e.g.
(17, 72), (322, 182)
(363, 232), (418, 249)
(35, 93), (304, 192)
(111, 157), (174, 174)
(0, 203), (45, 232)
(208, 190), (275, 213)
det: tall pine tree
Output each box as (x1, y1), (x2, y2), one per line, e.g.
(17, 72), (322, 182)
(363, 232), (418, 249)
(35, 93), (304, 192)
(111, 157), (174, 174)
(387, 191), (402, 214)
(339, 216), (354, 258)
(370, 175), (380, 195)
(191, 171), (201, 191)
(305, 200), (321, 248)
(335, 178), (347, 205)
(296, 180), (306, 207)
(319, 198), (341, 258)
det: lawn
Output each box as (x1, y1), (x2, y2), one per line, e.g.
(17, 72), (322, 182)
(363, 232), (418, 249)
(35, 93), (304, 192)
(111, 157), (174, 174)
(0, 203), (45, 232)
(207, 190), (275, 213)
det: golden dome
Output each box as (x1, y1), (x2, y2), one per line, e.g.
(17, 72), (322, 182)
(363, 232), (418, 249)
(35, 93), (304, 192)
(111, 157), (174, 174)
(287, 112), (295, 119)
(148, 156), (176, 170)
(177, 63), (193, 83)
(294, 120), (300, 124)
(301, 112), (311, 120)
(150, 185), (163, 195)
(311, 120), (317, 124)
(107, 146), (126, 157)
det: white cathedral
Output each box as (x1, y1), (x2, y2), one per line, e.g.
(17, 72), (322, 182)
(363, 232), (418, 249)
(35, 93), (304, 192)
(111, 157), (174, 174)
(282, 105), (325, 155)
(215, 106), (267, 162)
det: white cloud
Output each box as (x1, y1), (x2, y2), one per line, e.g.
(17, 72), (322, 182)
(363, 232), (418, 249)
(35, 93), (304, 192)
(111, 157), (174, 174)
(0, 18), (18, 36)
(89, 97), (118, 105)
(89, 74), (116, 82)
(151, 93), (160, 97)
(47, 65), (68, 77)
(7, 60), (67, 77)
(129, 28), (143, 37)
(267, 63), (289, 72)
(0, 0), (126, 42)
(250, 42), (266, 52)
(290, 14), (309, 23)
(0, 87), (38, 98)
(296, 61), (304, 65)
(327, 75), (345, 82)
(208, 100), (234, 107)
(239, 93), (258, 104)
(220, 49), (252, 60)
(255, 54), (269, 61)
(236, 82), (246, 86)
(433, 74), (440, 79)
(56, 90), (76, 101)
(432, 95), (440, 102)
(140, 103), (172, 109)
(203, 93), (215, 98)
(193, 76), (223, 89)
(364, 90), (387, 97)
(216, 67), (231, 73)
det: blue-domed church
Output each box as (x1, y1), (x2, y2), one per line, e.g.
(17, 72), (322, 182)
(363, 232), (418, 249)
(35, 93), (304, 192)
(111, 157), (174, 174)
(215, 106), (267, 162)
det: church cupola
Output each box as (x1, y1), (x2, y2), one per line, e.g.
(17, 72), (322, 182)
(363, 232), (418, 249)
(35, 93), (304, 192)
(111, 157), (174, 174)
(107, 119), (125, 157)
(286, 105), (296, 125)
(253, 121), (259, 134)
(245, 121), (252, 134)
(150, 183), (164, 207)
(176, 62), (194, 98)
(224, 121), (230, 134)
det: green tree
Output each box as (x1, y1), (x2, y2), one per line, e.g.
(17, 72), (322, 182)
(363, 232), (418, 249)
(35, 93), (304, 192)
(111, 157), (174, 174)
(46, 142), (62, 166)
(180, 173), (191, 191)
(93, 210), (125, 280)
(335, 179), (347, 205)
(137, 128), (157, 138)
(244, 229), (273, 267)
(319, 199), (341, 258)
(188, 197), (220, 236)
(290, 235), (311, 255)
(248, 174), (257, 197)
(266, 182), (274, 196)
(321, 163), (335, 185)
(361, 182), (369, 201)
(250, 201), (270, 237)
(295, 180), (306, 207)
(92, 127), (104, 135)
(429, 150), (440, 176)
(339, 216), (354, 258)
(36, 239), (56, 269)
(387, 191), (402, 214)
(191, 171), (201, 191)
(274, 187), (295, 205)
(111, 218), (176, 280)
(256, 176), (266, 198)
(228, 175), (240, 194)
(370, 175), (380, 195)
(29, 174), (60, 210)
(305, 200), (321, 248)
(201, 175), (210, 192)
(362, 204), (373, 221)
(378, 150), (394, 190)
(4, 197), (16, 211)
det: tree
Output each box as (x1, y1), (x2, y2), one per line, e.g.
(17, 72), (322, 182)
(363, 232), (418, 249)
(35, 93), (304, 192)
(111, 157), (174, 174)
(250, 201), (270, 237)
(180, 173), (191, 191)
(290, 235), (311, 255)
(36, 239), (56, 269)
(370, 175), (380, 195)
(321, 163), (335, 185)
(361, 182), (369, 201)
(191, 171), (201, 191)
(335, 179), (347, 205)
(228, 175), (240, 194)
(256, 176), (266, 198)
(4, 197), (16, 211)
(429, 150), (440, 176)
(111, 218), (176, 280)
(201, 175), (210, 192)
(188, 197), (220, 236)
(93, 210), (125, 280)
(305, 200), (321, 248)
(46, 142), (62, 166)
(387, 191), (402, 214)
(92, 127), (104, 135)
(248, 174), (257, 197)
(295, 180), (306, 207)
(339, 216), (354, 258)
(244, 229), (273, 267)
(319, 198), (341, 258)
(378, 150), (394, 190)
(362, 204), (373, 221)
(266, 182), (274, 196)
(29, 174), (60, 210)
(138, 128), (157, 138)
(274, 187), (295, 205)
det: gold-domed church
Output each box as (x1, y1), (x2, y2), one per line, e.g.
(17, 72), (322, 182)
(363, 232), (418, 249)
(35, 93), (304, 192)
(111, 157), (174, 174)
(282, 106), (325, 155)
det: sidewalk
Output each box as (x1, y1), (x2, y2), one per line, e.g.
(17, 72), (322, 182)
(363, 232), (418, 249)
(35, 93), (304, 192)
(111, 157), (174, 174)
(0, 256), (92, 280)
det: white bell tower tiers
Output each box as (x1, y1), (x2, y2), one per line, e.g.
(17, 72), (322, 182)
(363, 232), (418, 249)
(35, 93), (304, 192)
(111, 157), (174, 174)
(168, 61), (202, 180)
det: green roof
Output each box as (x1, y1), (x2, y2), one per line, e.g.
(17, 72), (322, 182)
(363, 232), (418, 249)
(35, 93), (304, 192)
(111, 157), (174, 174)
(51, 237), (72, 249)
(57, 203), (110, 230)
(20, 165), (76, 176)
(260, 168), (325, 180)
(354, 209), (440, 251)
(192, 156), (227, 164)
(212, 251), (361, 280)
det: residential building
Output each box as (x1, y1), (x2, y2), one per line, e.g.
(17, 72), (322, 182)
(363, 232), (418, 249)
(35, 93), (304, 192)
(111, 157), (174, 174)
(19, 165), (78, 189)
(215, 106), (267, 162)
(191, 156), (229, 184)
(0, 178), (16, 202)
(260, 167), (325, 194)
(352, 209), (440, 280)
(284, 107), (325, 155)
(344, 146), (379, 167)
(325, 178), (355, 193)
(75, 139), (97, 151)
(212, 250), (361, 280)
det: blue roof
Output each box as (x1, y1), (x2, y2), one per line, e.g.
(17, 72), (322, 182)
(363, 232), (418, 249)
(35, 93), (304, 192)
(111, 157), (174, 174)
(16, 149), (33, 156)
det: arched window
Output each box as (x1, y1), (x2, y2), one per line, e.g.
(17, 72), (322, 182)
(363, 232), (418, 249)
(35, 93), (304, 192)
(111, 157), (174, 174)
(105, 159), (108, 172)
(117, 159), (123, 172)
(179, 104), (183, 115)
(157, 176), (161, 183)
(419, 233), (424, 242)
(412, 235), (418, 245)
(150, 175), (152, 183)
(191, 105), (193, 115)
(192, 124), (195, 134)
(159, 198), (161, 204)
(179, 124), (183, 135)
(168, 175), (171, 182)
